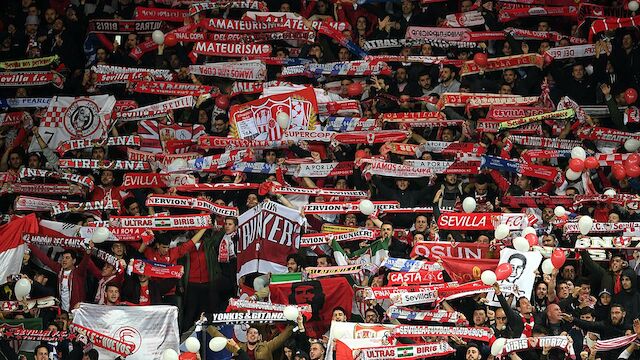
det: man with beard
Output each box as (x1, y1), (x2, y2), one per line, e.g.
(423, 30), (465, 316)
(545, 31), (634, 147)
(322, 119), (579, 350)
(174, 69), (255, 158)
(494, 283), (532, 338)
(432, 65), (461, 95)
(563, 304), (632, 360)
(532, 281), (554, 314)
(581, 250), (628, 296)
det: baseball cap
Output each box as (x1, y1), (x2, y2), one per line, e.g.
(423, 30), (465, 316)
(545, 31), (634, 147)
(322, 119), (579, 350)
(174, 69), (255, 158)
(599, 289), (611, 297)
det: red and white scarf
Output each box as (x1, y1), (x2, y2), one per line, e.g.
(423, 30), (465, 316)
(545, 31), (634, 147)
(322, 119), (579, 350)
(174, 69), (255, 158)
(56, 136), (140, 155)
(192, 42), (271, 57)
(110, 214), (213, 230)
(128, 258), (184, 279)
(0, 183), (83, 196)
(87, 19), (162, 34)
(146, 194), (239, 217)
(133, 6), (188, 22)
(460, 54), (544, 77)
(131, 81), (216, 97)
(51, 200), (120, 215)
(303, 201), (399, 214)
(19, 168), (95, 190)
(300, 229), (375, 247)
(0, 71), (64, 88)
(121, 173), (196, 189)
(386, 306), (467, 325)
(189, 1), (268, 15)
(361, 342), (455, 360)
(392, 326), (493, 342)
(58, 159), (150, 171)
(306, 264), (363, 279)
(189, 60), (266, 81)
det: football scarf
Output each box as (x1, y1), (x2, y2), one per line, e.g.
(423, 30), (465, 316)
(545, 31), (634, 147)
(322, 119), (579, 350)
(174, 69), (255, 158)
(0, 55), (59, 70)
(56, 136), (140, 155)
(19, 168), (95, 190)
(58, 159), (151, 171)
(0, 71), (64, 88)
(110, 214), (213, 230)
(145, 194), (239, 217)
(128, 259), (184, 279)
(188, 60), (267, 81)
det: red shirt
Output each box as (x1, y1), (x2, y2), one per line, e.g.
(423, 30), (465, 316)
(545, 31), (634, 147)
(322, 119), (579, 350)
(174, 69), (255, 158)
(188, 244), (209, 284)
(139, 284), (150, 305)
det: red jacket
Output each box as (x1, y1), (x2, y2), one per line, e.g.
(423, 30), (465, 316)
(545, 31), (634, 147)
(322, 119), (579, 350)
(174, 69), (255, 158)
(29, 244), (89, 310)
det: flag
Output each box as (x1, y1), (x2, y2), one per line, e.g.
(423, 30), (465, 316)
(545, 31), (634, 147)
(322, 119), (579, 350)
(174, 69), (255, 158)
(1, 316), (42, 355)
(0, 214), (38, 284)
(71, 303), (179, 359)
(236, 201), (304, 279)
(229, 86), (318, 141)
(439, 256), (499, 283)
(29, 95), (116, 152)
(270, 277), (353, 338)
(271, 272), (303, 284)
(331, 238), (389, 269)
(138, 120), (206, 153)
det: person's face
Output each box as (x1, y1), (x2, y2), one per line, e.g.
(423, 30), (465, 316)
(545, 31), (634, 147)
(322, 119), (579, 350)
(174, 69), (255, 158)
(439, 68), (453, 82)
(580, 313), (594, 321)
(557, 283), (569, 298)
(396, 68), (407, 83)
(294, 285), (315, 304)
(561, 265), (575, 280)
(246, 194), (259, 208)
(415, 216), (428, 231)
(126, 34), (138, 49)
(401, 0), (414, 14)
(600, 293), (612, 305)
(516, 176), (530, 190)
(419, 74), (431, 90)
(461, 0), (473, 12)
(475, 182), (488, 196)
(214, 119), (227, 133)
(264, 151), (277, 164)
(442, 129), (455, 141)
(317, 257), (329, 267)
(101, 170), (114, 186)
(106, 286), (120, 304)
(623, 34), (634, 49)
(610, 306), (625, 325)
(538, 21), (550, 31)
(502, 70), (516, 84)
(35, 347), (49, 360)
(495, 308), (507, 329)
(45, 8), (57, 24)
(9, 153), (22, 169)
(396, 179), (409, 190)
(61, 253), (75, 270)
(127, 202), (140, 216)
(473, 309), (486, 326)
(538, 41), (551, 54)
(246, 327), (260, 343)
(421, 44), (433, 55)
(609, 213), (620, 223)
(28, 154), (40, 168)
(111, 243), (125, 256)
(284, 347), (293, 360)
(445, 174), (457, 185)
(566, 281), (574, 294)
(310, 343), (324, 360)
(224, 219), (237, 234)
(332, 309), (346, 322)
(508, 258), (525, 281)
(102, 263), (116, 277)
(547, 304), (562, 322)
(316, 0), (328, 13)
(364, 310), (378, 323)
(542, 236), (555, 247)
(466, 347), (481, 360)
(344, 213), (357, 226)
(536, 283), (548, 299)
(502, 42), (512, 55)
(622, 276), (633, 290)
(158, 243), (170, 256)
(381, 224), (393, 238)
(611, 257), (624, 272)
(414, 233), (425, 242)
(96, 48), (107, 62)
(572, 65), (585, 80)
(338, 47), (350, 62)
(499, 85), (512, 95)
(340, 79), (353, 96)
(280, 2), (291, 11)
(579, 283), (591, 296)
(28, 6), (38, 16)
(287, 258), (299, 273)
(336, 179), (347, 189)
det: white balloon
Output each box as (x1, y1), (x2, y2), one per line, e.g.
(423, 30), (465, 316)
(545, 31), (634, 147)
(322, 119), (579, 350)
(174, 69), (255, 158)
(161, 349), (179, 360)
(513, 236), (530, 252)
(571, 146), (586, 160)
(604, 189), (617, 197)
(541, 258), (555, 275)
(522, 227), (536, 237)
(283, 305), (299, 321)
(253, 275), (268, 291)
(358, 199), (375, 215)
(554, 206), (566, 218)
(209, 337), (228, 352)
(14, 279), (31, 300)
(185, 337), (201, 353)
(152, 30), (165, 45)
(625, 138), (640, 152)
(276, 112), (290, 129)
(578, 216), (593, 235)
(491, 338), (507, 356)
(91, 227), (110, 244)
(494, 224), (510, 240)
(462, 197), (476, 213)
(481, 270), (497, 286)
(630, 0), (639, 11)
(168, 158), (188, 172)
(566, 168), (581, 181)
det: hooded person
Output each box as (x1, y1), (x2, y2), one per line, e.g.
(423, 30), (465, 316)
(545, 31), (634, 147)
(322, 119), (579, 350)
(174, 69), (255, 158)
(612, 268), (640, 320)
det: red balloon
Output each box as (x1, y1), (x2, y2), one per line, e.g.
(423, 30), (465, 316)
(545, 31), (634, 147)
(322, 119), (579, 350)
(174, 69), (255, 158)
(568, 158), (584, 172)
(355, 150), (368, 160)
(164, 33), (178, 47)
(625, 88), (638, 105)
(525, 233), (538, 247)
(495, 263), (513, 281)
(627, 153), (640, 166)
(215, 95), (230, 110)
(612, 164), (627, 180)
(179, 353), (197, 360)
(626, 163), (640, 177)
(473, 52), (489, 67)
(584, 156), (599, 170)
(551, 249), (566, 269)
(347, 82), (364, 97)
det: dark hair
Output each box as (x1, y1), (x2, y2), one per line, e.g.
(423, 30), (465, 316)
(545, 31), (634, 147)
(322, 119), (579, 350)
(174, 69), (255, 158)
(332, 306), (347, 315)
(578, 307), (594, 317)
(34, 344), (49, 354)
(105, 282), (120, 291)
(123, 197), (138, 209)
(286, 253), (304, 268)
(508, 253), (527, 266)
(575, 277), (590, 287)
(224, 216), (238, 226)
(61, 250), (77, 260)
(611, 303), (626, 312)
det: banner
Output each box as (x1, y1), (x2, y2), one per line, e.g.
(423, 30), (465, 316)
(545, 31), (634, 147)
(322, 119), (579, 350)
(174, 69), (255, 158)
(0, 215), (38, 285)
(411, 241), (497, 259)
(138, 120), (206, 153)
(71, 303), (179, 359)
(440, 256), (499, 283)
(270, 276), (353, 338)
(437, 213), (528, 230)
(293, 162), (353, 177)
(122, 173), (196, 189)
(229, 86), (318, 141)
(193, 42), (272, 57)
(30, 95), (115, 152)
(110, 214), (213, 230)
(486, 248), (542, 307)
(87, 19), (163, 34)
(387, 270), (444, 285)
(189, 60), (266, 81)
(237, 201), (304, 278)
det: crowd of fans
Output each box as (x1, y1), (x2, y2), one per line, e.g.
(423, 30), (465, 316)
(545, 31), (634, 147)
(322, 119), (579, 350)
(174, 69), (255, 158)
(2, 0), (640, 359)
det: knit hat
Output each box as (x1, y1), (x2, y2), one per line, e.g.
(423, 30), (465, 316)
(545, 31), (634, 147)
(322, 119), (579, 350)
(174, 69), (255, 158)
(599, 289), (611, 297)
